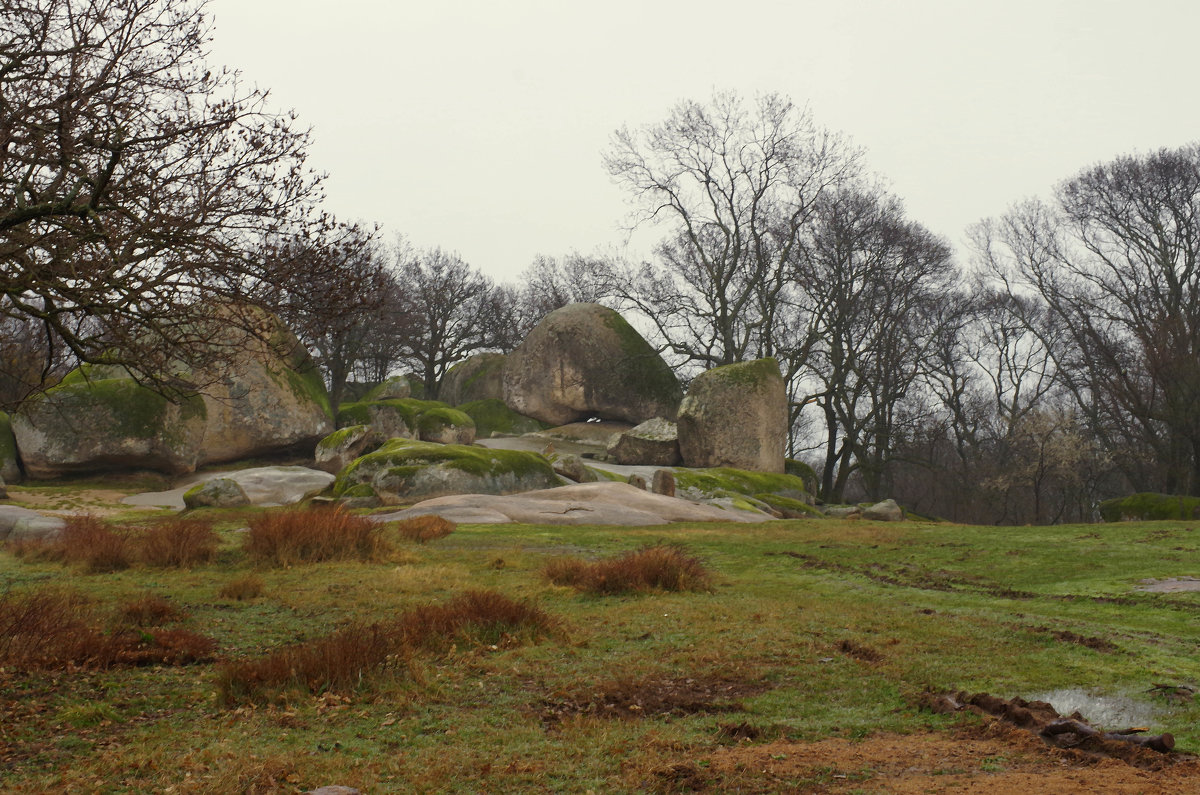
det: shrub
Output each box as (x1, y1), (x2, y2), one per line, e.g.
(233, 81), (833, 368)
(218, 574), (265, 601)
(394, 514), (456, 544)
(138, 517), (219, 567)
(543, 545), (713, 595)
(245, 506), (387, 566)
(215, 590), (558, 705)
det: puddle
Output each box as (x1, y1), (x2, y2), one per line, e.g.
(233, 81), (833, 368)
(1137, 577), (1200, 593)
(1031, 688), (1163, 728)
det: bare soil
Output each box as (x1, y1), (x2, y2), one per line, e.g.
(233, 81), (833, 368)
(650, 724), (1200, 793)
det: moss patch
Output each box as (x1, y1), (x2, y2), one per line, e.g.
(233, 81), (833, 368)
(602, 311), (683, 409)
(334, 438), (558, 499)
(1098, 493), (1200, 522)
(456, 399), (547, 437)
(416, 407), (474, 436)
(283, 361), (333, 420)
(673, 467), (810, 502)
(708, 357), (781, 389)
(316, 425), (371, 451)
(35, 377), (206, 445)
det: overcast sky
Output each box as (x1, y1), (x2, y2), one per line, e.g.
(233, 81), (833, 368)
(207, 0), (1200, 282)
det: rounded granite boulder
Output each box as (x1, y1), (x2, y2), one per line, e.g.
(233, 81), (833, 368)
(676, 358), (787, 473)
(502, 303), (682, 426)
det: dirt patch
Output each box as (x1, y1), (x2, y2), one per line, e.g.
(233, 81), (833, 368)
(8, 488), (143, 517)
(836, 639), (884, 662)
(540, 672), (768, 725)
(645, 725), (1200, 794)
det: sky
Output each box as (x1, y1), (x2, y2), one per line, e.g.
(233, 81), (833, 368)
(207, 0), (1200, 282)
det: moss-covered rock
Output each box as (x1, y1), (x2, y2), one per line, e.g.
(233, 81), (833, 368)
(314, 425), (385, 474)
(336, 398), (464, 443)
(334, 438), (561, 504)
(1098, 493), (1200, 522)
(673, 466), (812, 508)
(784, 458), (819, 495)
(183, 477), (250, 509)
(416, 407), (476, 445)
(607, 417), (681, 466)
(0, 412), (20, 482)
(455, 399), (546, 437)
(677, 358), (787, 473)
(440, 353), (506, 405)
(502, 303), (683, 425)
(12, 377), (207, 477)
(361, 375), (412, 402)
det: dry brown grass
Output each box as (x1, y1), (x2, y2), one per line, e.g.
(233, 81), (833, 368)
(116, 592), (186, 626)
(218, 574), (265, 601)
(0, 587), (216, 670)
(137, 517), (219, 567)
(543, 544), (713, 595)
(215, 589), (559, 705)
(11, 514), (132, 573)
(245, 505), (388, 566)
(394, 514), (456, 544)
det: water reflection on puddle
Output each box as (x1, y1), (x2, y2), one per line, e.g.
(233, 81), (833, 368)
(1031, 688), (1164, 727)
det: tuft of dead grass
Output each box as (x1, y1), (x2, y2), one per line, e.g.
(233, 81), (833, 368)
(245, 506), (388, 566)
(0, 587), (216, 670)
(394, 514), (456, 544)
(543, 544), (713, 595)
(11, 514), (132, 573)
(215, 589), (559, 705)
(218, 574), (265, 601)
(116, 592), (186, 626)
(138, 517), (219, 567)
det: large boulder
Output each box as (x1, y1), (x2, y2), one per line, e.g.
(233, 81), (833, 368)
(188, 466), (334, 507)
(10, 306), (334, 478)
(502, 303), (682, 426)
(360, 375), (412, 402)
(12, 374), (208, 477)
(606, 418), (681, 466)
(0, 412), (21, 482)
(416, 407), (476, 445)
(0, 505), (65, 541)
(192, 307), (333, 466)
(333, 439), (560, 505)
(439, 353), (506, 405)
(676, 358), (787, 473)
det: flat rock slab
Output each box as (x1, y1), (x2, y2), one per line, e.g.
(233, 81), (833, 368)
(373, 481), (771, 526)
(124, 466), (334, 510)
(1137, 577), (1200, 593)
(0, 504), (66, 540)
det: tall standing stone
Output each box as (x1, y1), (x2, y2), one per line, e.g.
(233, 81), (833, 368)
(676, 358), (787, 473)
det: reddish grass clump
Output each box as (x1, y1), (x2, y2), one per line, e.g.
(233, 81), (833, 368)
(394, 514), (456, 544)
(543, 544), (713, 595)
(11, 514), (133, 572)
(0, 588), (216, 670)
(138, 517), (219, 567)
(218, 574), (265, 601)
(116, 592), (186, 626)
(245, 506), (387, 565)
(215, 589), (558, 705)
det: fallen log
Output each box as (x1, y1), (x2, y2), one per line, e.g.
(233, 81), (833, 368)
(1041, 718), (1175, 753)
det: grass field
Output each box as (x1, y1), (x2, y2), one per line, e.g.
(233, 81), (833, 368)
(2, 494), (1199, 793)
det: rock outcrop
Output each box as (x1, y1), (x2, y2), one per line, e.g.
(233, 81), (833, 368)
(13, 373), (209, 477)
(455, 399), (545, 437)
(183, 477), (250, 509)
(676, 358), (787, 473)
(333, 439), (560, 504)
(11, 306), (333, 478)
(439, 353), (506, 405)
(416, 407), (476, 445)
(0, 412), (21, 482)
(606, 418), (681, 466)
(502, 303), (682, 426)
(372, 482), (771, 526)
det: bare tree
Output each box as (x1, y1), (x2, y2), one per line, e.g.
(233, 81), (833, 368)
(395, 246), (496, 399)
(975, 144), (1200, 495)
(604, 90), (860, 368)
(1, 0), (331, 391)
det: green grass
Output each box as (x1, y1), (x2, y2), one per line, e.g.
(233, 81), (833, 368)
(1, 507), (1198, 792)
